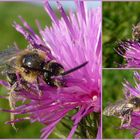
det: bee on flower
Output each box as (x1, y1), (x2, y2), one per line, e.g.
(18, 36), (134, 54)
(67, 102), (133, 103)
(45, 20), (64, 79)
(0, 1), (101, 139)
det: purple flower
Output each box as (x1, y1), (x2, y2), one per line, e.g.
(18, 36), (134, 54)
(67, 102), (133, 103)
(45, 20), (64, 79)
(122, 72), (140, 138)
(0, 1), (101, 139)
(117, 40), (140, 68)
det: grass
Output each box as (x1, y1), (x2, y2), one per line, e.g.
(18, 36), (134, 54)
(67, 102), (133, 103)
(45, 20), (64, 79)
(103, 2), (140, 68)
(103, 70), (140, 138)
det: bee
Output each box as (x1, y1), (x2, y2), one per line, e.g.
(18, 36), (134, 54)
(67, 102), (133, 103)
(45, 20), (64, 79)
(103, 96), (140, 127)
(0, 45), (88, 130)
(1, 45), (88, 89)
(132, 23), (140, 41)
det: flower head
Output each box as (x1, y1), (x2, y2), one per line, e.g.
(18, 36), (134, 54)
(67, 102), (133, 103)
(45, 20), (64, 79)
(122, 72), (140, 138)
(117, 40), (140, 68)
(0, 1), (101, 138)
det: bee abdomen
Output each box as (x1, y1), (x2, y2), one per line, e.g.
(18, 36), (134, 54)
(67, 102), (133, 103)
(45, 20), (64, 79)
(103, 101), (127, 117)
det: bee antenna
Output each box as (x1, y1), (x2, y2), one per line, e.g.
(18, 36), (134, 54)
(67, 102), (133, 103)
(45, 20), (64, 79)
(61, 61), (88, 76)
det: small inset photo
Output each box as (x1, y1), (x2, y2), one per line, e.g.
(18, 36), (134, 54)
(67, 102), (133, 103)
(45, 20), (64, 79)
(103, 70), (140, 139)
(103, 1), (140, 68)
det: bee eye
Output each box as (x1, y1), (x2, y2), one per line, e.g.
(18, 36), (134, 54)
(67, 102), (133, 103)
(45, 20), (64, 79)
(22, 53), (44, 70)
(130, 97), (140, 105)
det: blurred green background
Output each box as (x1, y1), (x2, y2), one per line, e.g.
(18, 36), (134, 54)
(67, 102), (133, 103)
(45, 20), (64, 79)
(0, 2), (70, 139)
(103, 2), (140, 68)
(103, 70), (140, 138)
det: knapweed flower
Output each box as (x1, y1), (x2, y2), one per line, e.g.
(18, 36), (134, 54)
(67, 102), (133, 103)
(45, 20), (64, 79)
(117, 40), (140, 68)
(0, 0), (101, 139)
(122, 71), (140, 138)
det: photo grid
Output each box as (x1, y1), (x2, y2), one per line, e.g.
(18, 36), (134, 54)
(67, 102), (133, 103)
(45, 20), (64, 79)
(103, 1), (140, 139)
(0, 0), (140, 139)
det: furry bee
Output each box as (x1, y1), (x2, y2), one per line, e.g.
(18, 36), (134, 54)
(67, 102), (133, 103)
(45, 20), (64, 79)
(132, 23), (140, 41)
(0, 45), (88, 129)
(1, 45), (88, 90)
(103, 97), (140, 127)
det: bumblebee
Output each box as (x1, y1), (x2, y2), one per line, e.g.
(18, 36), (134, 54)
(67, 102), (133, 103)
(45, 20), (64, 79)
(0, 45), (88, 129)
(132, 23), (140, 41)
(103, 97), (140, 127)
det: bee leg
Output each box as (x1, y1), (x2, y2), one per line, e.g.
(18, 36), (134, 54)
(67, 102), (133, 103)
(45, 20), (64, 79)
(120, 108), (133, 128)
(20, 80), (29, 91)
(128, 115), (132, 126)
(127, 109), (133, 126)
(19, 79), (41, 96)
(35, 77), (42, 97)
(120, 117), (125, 127)
(8, 82), (18, 131)
(53, 78), (65, 87)
(54, 80), (62, 87)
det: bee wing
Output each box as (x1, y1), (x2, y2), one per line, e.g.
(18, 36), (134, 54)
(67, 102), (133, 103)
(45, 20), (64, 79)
(1, 64), (16, 75)
(0, 46), (20, 67)
(0, 46), (21, 76)
(103, 100), (127, 117)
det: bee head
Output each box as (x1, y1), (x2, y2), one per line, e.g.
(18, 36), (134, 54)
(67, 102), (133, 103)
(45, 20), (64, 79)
(132, 23), (140, 40)
(129, 97), (140, 107)
(42, 61), (64, 86)
(43, 61), (88, 87)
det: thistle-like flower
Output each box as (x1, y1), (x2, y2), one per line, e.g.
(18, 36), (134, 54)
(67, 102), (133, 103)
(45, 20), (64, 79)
(0, 1), (101, 138)
(117, 22), (140, 68)
(117, 40), (140, 68)
(122, 72), (140, 138)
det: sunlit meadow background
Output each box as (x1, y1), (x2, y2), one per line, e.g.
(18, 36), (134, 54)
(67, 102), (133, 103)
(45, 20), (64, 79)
(103, 2), (140, 68)
(103, 70), (140, 138)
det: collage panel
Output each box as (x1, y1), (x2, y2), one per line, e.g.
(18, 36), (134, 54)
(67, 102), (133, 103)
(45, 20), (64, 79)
(103, 1), (140, 138)
(103, 70), (140, 138)
(103, 1), (140, 68)
(0, 1), (101, 139)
